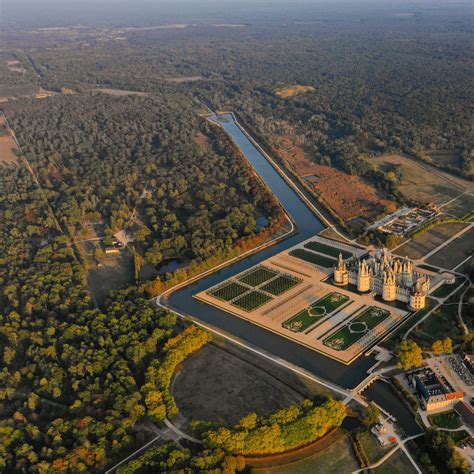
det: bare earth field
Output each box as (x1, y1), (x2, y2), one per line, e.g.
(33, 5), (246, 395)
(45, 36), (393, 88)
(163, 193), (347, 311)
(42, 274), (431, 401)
(172, 341), (335, 429)
(91, 88), (147, 96)
(372, 154), (472, 204)
(275, 85), (315, 98)
(395, 222), (469, 260)
(275, 135), (396, 222)
(86, 250), (135, 304)
(426, 227), (473, 270)
(0, 115), (19, 164)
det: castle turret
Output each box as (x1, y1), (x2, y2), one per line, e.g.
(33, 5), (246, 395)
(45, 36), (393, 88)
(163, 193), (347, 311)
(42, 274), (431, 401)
(334, 253), (348, 286)
(409, 277), (427, 310)
(382, 270), (397, 301)
(357, 259), (371, 292)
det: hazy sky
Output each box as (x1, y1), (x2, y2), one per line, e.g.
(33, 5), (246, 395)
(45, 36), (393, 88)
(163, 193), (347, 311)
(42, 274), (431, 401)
(2, 0), (470, 29)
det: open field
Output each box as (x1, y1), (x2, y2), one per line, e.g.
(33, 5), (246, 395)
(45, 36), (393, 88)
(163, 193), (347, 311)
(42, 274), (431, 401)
(442, 193), (474, 218)
(87, 250), (135, 305)
(172, 341), (335, 430)
(283, 293), (350, 333)
(373, 449), (418, 474)
(275, 85), (315, 98)
(289, 248), (336, 267)
(395, 222), (469, 260)
(254, 432), (359, 474)
(358, 431), (391, 464)
(323, 306), (391, 351)
(0, 115), (19, 164)
(92, 88), (147, 96)
(412, 296), (464, 347)
(273, 133), (395, 224)
(304, 240), (352, 259)
(372, 154), (472, 205)
(426, 227), (473, 270)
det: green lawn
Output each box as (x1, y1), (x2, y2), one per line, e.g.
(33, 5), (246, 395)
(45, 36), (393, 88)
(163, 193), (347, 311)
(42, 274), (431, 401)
(358, 432), (390, 464)
(232, 290), (273, 312)
(209, 281), (249, 302)
(282, 292), (349, 333)
(304, 241), (352, 259)
(432, 277), (465, 298)
(324, 306), (390, 351)
(260, 274), (301, 296)
(428, 410), (462, 430)
(238, 266), (278, 287)
(374, 449), (418, 474)
(381, 299), (437, 351)
(448, 430), (470, 445)
(289, 249), (336, 268)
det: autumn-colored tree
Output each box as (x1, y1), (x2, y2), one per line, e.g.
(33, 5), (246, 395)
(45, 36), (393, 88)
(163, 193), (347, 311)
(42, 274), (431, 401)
(398, 340), (423, 370)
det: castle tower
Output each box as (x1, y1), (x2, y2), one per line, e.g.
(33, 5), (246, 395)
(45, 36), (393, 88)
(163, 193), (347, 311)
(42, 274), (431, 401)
(334, 253), (349, 286)
(357, 259), (371, 292)
(401, 256), (414, 286)
(409, 278), (427, 310)
(382, 270), (397, 301)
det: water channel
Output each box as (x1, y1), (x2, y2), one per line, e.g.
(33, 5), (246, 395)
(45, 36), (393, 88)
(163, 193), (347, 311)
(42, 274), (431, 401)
(167, 113), (377, 389)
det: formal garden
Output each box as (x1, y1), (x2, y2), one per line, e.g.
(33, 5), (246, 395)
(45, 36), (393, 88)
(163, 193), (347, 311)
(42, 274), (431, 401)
(323, 306), (391, 351)
(283, 292), (350, 333)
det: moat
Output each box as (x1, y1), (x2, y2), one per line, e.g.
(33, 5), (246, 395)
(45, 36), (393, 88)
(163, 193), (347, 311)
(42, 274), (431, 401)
(166, 113), (378, 389)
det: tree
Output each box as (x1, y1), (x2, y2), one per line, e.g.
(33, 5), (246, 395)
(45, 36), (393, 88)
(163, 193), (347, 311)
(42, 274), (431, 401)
(398, 340), (423, 370)
(363, 402), (380, 427)
(432, 340), (444, 356)
(442, 337), (453, 354)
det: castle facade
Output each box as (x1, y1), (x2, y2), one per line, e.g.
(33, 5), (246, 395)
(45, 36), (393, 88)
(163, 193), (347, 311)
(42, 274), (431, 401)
(334, 248), (429, 310)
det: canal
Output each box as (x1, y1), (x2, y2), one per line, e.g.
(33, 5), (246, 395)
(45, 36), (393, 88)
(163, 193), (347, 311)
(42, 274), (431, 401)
(166, 113), (377, 389)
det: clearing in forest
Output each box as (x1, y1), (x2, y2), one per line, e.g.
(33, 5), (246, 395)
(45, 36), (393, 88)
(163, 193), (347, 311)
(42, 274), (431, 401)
(372, 154), (472, 204)
(275, 85), (315, 98)
(0, 115), (19, 164)
(274, 135), (396, 224)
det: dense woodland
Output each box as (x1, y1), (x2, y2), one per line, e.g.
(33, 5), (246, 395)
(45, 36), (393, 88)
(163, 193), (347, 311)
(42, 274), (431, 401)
(9, 93), (283, 288)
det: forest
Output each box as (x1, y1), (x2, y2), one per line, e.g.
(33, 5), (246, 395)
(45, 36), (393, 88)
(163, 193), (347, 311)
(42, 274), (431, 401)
(9, 92), (283, 293)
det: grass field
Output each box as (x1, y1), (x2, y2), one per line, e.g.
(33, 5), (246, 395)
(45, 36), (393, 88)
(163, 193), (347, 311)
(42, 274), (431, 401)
(254, 433), (359, 474)
(232, 290), (273, 312)
(260, 274), (301, 295)
(358, 432), (390, 464)
(304, 241), (352, 259)
(427, 227), (473, 270)
(283, 293), (349, 332)
(428, 410), (462, 429)
(431, 277), (465, 298)
(209, 281), (250, 302)
(290, 248), (336, 268)
(413, 294), (463, 347)
(372, 154), (466, 205)
(324, 306), (390, 351)
(381, 299), (437, 350)
(448, 430), (470, 445)
(443, 193), (474, 218)
(395, 222), (468, 260)
(238, 266), (278, 287)
(373, 449), (418, 474)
